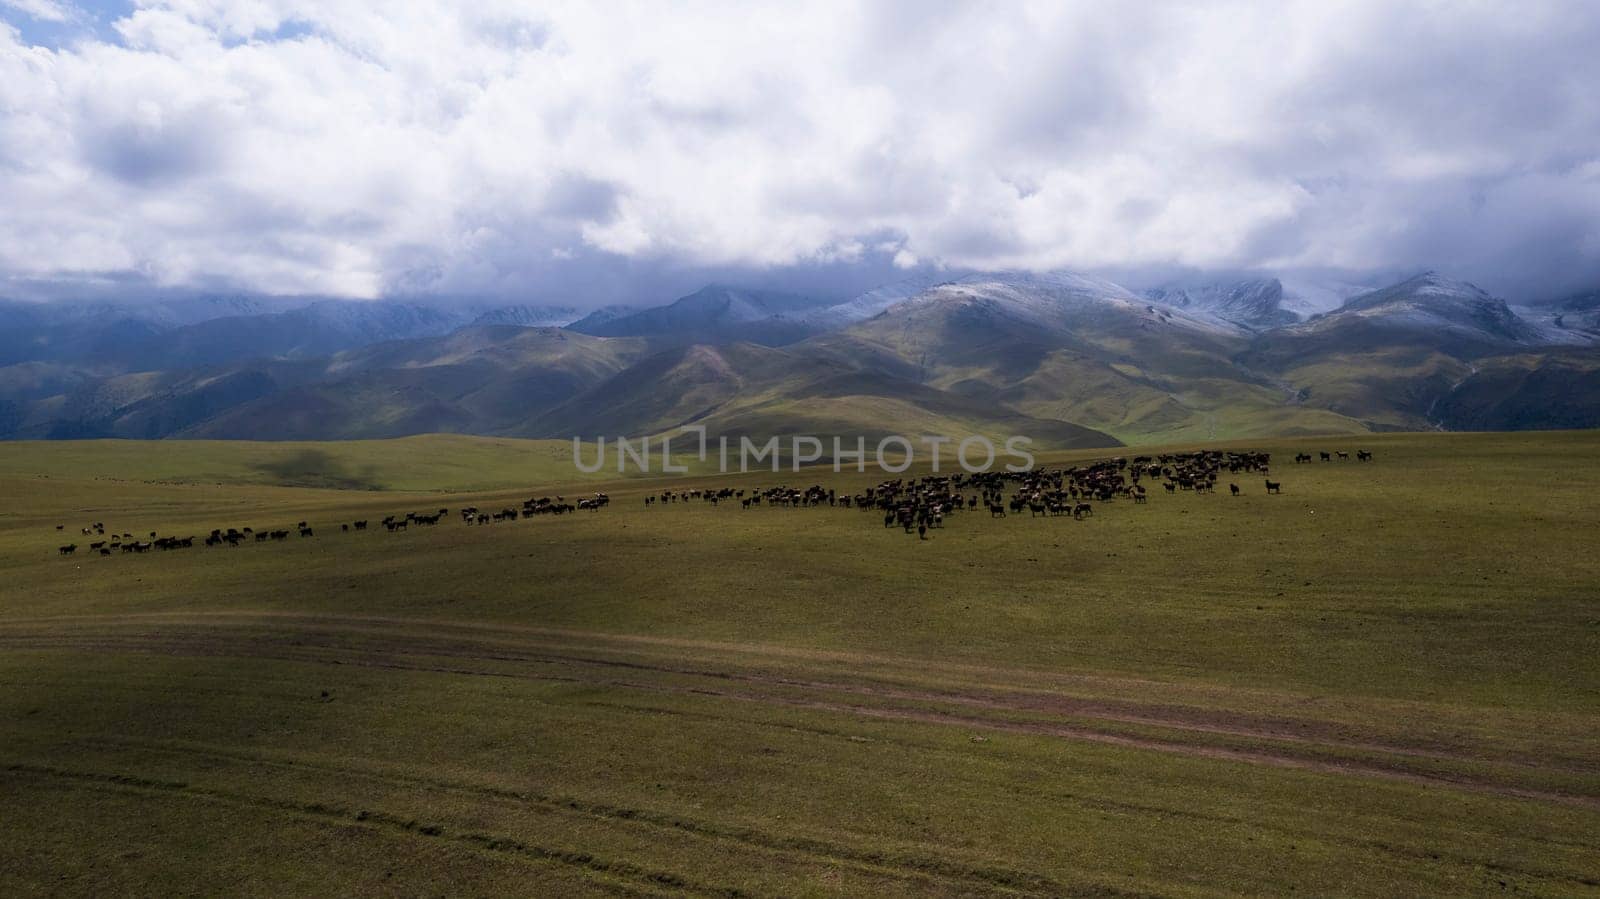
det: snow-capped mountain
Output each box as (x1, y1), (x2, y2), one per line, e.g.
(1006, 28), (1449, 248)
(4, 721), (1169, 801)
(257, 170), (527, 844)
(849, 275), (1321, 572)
(467, 304), (583, 328)
(4, 269), (1600, 443)
(1144, 279), (1300, 331)
(1297, 272), (1539, 346)
(803, 269), (1244, 337)
(1511, 289), (1600, 344)
(842, 270), (1245, 340)
(796, 272), (969, 328)
(1275, 276), (1381, 318)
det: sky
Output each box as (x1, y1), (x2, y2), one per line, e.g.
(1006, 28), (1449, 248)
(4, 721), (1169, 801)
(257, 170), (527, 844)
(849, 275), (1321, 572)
(2, 0), (1598, 307)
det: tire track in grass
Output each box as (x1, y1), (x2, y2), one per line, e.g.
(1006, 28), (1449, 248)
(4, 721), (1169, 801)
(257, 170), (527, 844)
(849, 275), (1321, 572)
(27, 719), (1600, 894)
(4, 621), (1598, 810)
(576, 696), (1600, 887)
(16, 609), (1600, 767)
(10, 612), (1598, 776)
(446, 645), (1600, 776)
(1, 762), (738, 899)
(53, 737), (1090, 898)
(0, 623), (1546, 771)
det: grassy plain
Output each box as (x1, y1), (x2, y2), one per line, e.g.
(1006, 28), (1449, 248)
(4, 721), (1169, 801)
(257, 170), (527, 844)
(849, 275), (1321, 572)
(1, 430), (1597, 895)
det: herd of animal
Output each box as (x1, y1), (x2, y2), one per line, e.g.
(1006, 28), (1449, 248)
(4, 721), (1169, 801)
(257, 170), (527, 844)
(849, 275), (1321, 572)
(52, 448), (1376, 555)
(641, 449), (1312, 540)
(1295, 450), (1374, 463)
(52, 492), (611, 557)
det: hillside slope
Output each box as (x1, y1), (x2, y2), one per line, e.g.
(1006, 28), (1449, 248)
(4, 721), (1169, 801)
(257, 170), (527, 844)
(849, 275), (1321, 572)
(2, 271), (1597, 444)
(572, 285), (836, 346)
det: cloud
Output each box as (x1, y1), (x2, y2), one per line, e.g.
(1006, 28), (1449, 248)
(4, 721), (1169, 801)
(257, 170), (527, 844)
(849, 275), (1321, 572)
(1, 0), (74, 24)
(0, 0), (1598, 302)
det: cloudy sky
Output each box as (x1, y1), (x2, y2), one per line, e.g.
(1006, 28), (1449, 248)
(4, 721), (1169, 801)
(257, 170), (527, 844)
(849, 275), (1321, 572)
(2, 0), (1598, 305)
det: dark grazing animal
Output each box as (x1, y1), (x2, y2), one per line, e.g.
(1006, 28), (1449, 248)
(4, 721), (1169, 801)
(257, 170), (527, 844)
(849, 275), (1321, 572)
(1357, 450), (1373, 461)
(58, 544), (76, 555)
(1264, 479), (1282, 494)
(1229, 483), (1240, 496)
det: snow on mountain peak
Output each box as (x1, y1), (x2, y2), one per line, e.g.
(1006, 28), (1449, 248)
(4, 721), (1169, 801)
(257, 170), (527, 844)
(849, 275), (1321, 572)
(1285, 272), (1549, 346)
(1143, 278), (1298, 331)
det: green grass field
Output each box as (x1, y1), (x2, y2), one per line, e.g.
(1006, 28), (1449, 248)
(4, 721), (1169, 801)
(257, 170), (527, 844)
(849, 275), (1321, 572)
(0, 435), (719, 492)
(1, 430), (1597, 896)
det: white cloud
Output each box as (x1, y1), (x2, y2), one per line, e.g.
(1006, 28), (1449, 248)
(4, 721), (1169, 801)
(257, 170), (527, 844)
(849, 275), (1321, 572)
(0, 0), (1598, 300)
(1, 0), (74, 24)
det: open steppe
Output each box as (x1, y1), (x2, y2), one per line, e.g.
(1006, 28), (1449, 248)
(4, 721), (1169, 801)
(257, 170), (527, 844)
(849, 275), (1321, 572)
(1, 431), (1597, 895)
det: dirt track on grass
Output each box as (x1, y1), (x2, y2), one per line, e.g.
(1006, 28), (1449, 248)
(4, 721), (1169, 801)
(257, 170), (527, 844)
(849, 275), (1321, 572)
(3, 612), (1597, 810)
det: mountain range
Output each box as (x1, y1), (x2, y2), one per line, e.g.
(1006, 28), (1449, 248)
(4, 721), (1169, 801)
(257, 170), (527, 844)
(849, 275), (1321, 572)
(2, 270), (1596, 447)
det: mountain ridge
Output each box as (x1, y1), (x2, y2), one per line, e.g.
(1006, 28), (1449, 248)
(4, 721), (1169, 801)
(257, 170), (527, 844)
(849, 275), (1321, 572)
(3, 269), (1597, 444)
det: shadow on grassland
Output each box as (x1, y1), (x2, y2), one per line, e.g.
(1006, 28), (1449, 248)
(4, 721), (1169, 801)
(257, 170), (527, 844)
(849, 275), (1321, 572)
(251, 448), (383, 490)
